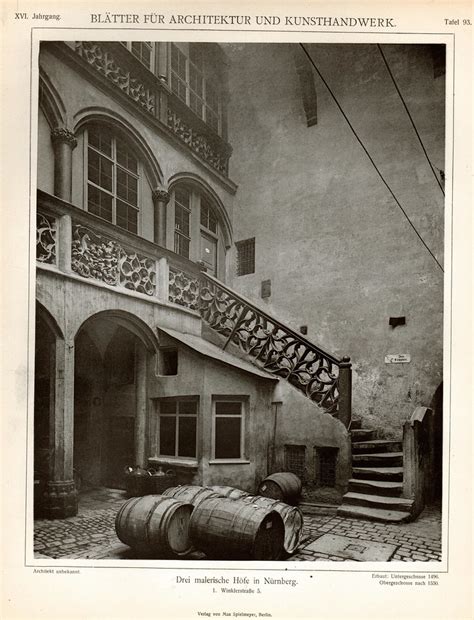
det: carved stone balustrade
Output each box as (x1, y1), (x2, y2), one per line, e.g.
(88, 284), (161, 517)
(59, 41), (232, 176)
(36, 212), (57, 264)
(71, 225), (157, 296)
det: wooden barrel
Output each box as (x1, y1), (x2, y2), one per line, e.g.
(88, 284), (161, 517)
(257, 473), (302, 505)
(240, 496), (303, 554)
(190, 497), (285, 560)
(162, 485), (221, 506)
(208, 485), (250, 500)
(115, 495), (193, 558)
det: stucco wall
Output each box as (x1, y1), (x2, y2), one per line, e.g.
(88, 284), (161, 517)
(225, 43), (445, 436)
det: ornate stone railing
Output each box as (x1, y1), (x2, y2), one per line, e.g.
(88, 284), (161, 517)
(71, 225), (156, 296)
(167, 267), (352, 422)
(36, 191), (351, 423)
(36, 212), (57, 264)
(63, 41), (231, 176)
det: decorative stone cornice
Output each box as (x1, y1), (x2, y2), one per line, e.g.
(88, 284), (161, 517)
(51, 126), (78, 148)
(152, 188), (171, 204)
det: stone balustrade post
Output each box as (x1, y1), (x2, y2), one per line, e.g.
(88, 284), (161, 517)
(57, 214), (72, 273)
(152, 188), (170, 247)
(338, 356), (352, 428)
(51, 127), (77, 203)
(156, 256), (169, 302)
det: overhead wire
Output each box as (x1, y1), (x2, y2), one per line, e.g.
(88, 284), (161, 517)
(299, 43), (444, 274)
(376, 43), (445, 196)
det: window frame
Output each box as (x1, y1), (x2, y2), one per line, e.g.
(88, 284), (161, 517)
(156, 397), (199, 461)
(84, 125), (141, 235)
(236, 238), (256, 276)
(169, 42), (223, 136)
(121, 41), (155, 72)
(211, 397), (248, 463)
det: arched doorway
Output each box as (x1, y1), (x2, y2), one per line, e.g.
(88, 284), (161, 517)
(74, 313), (154, 491)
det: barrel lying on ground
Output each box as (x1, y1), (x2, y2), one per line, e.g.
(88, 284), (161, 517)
(162, 485), (221, 506)
(190, 497), (285, 560)
(115, 495), (193, 558)
(208, 485), (250, 500)
(240, 495), (303, 554)
(257, 472), (302, 505)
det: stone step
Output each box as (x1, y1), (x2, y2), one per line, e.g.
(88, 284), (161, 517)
(336, 504), (412, 523)
(352, 452), (403, 467)
(352, 440), (403, 454)
(342, 492), (413, 512)
(350, 418), (363, 430)
(348, 478), (403, 497)
(352, 466), (404, 481)
(350, 429), (376, 442)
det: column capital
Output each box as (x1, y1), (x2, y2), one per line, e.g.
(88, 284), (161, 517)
(51, 126), (77, 149)
(152, 188), (170, 205)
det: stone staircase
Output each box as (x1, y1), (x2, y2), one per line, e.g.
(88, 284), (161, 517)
(337, 419), (414, 522)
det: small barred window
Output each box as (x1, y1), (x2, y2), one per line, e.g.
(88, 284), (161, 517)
(236, 238), (255, 276)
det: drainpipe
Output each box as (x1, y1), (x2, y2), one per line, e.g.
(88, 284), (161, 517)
(268, 382), (284, 475)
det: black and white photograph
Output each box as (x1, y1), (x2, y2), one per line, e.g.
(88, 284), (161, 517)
(2, 1), (473, 618)
(34, 38), (445, 563)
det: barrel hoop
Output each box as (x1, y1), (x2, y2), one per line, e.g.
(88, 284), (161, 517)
(119, 496), (143, 546)
(144, 496), (169, 549)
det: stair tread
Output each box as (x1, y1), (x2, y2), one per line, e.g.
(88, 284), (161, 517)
(353, 466), (404, 474)
(343, 492), (413, 506)
(337, 505), (411, 523)
(354, 452), (403, 457)
(352, 440), (402, 446)
(348, 478), (402, 489)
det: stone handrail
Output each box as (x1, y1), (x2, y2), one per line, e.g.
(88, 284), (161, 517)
(402, 406), (435, 518)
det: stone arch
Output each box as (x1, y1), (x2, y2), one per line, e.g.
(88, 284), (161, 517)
(35, 300), (64, 341)
(73, 107), (163, 188)
(39, 69), (67, 130)
(75, 309), (158, 353)
(168, 172), (233, 249)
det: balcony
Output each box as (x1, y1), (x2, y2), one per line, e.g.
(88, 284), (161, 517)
(37, 189), (350, 422)
(50, 41), (233, 179)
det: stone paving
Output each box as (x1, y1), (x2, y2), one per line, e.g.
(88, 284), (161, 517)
(33, 488), (442, 562)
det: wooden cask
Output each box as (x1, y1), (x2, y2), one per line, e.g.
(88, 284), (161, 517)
(208, 485), (250, 500)
(162, 485), (221, 506)
(115, 495), (193, 558)
(257, 473), (302, 505)
(241, 495), (303, 554)
(190, 497), (285, 560)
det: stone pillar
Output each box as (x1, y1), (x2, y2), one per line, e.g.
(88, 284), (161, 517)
(134, 344), (148, 468)
(337, 356), (352, 429)
(43, 337), (78, 518)
(157, 42), (168, 82)
(51, 127), (77, 203)
(152, 188), (170, 247)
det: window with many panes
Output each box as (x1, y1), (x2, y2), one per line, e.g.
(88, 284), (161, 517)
(170, 43), (223, 135)
(174, 186), (191, 258)
(213, 400), (245, 460)
(158, 399), (198, 459)
(121, 42), (154, 71)
(199, 196), (218, 276)
(172, 184), (222, 277)
(86, 124), (139, 234)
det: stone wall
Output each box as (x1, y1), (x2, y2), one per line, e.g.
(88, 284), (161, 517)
(226, 43), (445, 436)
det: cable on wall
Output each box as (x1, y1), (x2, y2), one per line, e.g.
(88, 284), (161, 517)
(377, 44), (445, 196)
(299, 43), (444, 274)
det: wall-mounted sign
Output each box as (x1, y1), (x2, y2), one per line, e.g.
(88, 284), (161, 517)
(385, 354), (411, 364)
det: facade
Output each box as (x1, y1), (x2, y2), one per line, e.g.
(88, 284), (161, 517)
(35, 40), (443, 521)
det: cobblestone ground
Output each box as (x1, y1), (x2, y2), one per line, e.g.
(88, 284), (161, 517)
(34, 488), (441, 562)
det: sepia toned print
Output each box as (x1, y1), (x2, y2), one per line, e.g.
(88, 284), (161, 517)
(34, 39), (444, 563)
